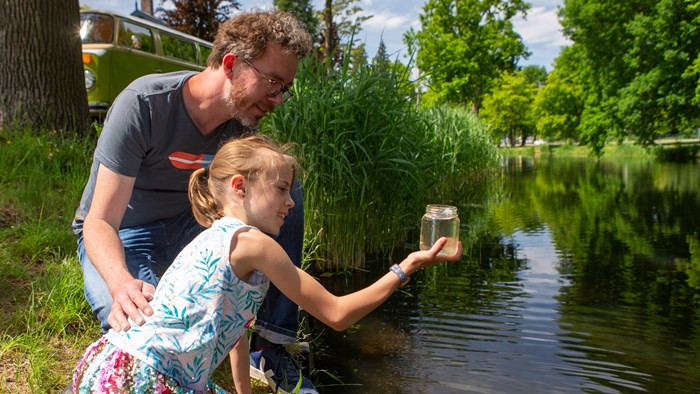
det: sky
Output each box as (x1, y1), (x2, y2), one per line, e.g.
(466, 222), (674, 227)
(81, 0), (572, 71)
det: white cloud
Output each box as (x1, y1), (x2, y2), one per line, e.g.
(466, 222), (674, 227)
(513, 7), (571, 48)
(363, 11), (411, 30)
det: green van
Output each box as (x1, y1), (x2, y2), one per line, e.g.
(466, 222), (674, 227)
(79, 10), (213, 117)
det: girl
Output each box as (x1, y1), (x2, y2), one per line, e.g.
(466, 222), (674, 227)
(71, 135), (462, 393)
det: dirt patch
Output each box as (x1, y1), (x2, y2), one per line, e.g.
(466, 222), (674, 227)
(0, 207), (21, 230)
(0, 353), (31, 394)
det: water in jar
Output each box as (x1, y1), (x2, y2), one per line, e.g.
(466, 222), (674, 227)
(419, 205), (460, 256)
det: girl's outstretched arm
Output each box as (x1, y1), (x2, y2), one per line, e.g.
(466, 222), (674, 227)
(231, 231), (462, 332)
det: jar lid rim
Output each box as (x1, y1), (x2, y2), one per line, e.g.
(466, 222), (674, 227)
(425, 204), (458, 214)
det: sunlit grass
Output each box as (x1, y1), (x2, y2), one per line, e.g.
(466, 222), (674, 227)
(0, 129), (98, 392)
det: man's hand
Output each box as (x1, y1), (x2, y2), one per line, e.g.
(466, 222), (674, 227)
(107, 279), (155, 332)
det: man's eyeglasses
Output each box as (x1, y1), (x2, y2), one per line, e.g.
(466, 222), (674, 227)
(241, 58), (294, 102)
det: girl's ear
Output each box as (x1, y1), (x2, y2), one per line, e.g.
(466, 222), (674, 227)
(230, 174), (246, 197)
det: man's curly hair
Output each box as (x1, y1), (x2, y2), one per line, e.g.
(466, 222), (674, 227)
(207, 9), (312, 68)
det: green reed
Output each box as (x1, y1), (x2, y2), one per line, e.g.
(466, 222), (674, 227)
(263, 59), (499, 271)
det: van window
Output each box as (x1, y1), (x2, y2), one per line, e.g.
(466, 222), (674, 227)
(199, 45), (212, 66)
(80, 13), (114, 44)
(118, 20), (155, 54)
(161, 33), (196, 63)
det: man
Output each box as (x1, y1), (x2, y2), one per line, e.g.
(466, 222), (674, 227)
(72, 10), (316, 394)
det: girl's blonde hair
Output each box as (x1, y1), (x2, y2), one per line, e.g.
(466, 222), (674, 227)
(188, 135), (298, 228)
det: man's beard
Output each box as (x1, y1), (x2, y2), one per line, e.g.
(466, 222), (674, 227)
(225, 84), (259, 128)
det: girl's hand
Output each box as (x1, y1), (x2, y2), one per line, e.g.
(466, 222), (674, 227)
(403, 237), (463, 275)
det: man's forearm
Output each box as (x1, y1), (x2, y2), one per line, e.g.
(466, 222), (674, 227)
(83, 217), (133, 293)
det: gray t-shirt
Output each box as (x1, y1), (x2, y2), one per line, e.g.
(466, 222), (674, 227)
(73, 71), (249, 233)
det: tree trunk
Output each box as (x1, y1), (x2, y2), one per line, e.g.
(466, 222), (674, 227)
(0, 0), (89, 135)
(323, 0), (334, 59)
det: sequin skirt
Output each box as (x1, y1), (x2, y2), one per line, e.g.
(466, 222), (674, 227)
(71, 337), (228, 394)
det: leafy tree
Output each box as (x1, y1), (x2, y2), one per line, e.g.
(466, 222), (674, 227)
(328, 0), (371, 47)
(349, 43), (368, 71)
(520, 65), (547, 88)
(559, 0), (652, 153)
(412, 0), (531, 113)
(686, 0), (700, 106)
(402, 28), (427, 105)
(0, 0), (89, 134)
(557, 0), (700, 153)
(156, 0), (239, 42)
(370, 40), (418, 103)
(616, 0), (700, 144)
(318, 0), (371, 68)
(532, 46), (585, 143)
(372, 39), (391, 72)
(480, 71), (537, 146)
(274, 0), (319, 40)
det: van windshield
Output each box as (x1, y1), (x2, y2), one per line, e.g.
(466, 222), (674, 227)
(80, 13), (114, 44)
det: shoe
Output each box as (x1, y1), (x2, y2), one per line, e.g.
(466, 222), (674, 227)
(250, 345), (318, 394)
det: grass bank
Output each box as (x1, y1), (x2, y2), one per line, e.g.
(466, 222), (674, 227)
(0, 129), (101, 392)
(501, 139), (700, 160)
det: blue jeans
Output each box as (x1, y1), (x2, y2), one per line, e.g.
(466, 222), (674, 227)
(78, 181), (304, 344)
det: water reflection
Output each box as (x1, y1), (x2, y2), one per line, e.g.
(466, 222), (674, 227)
(310, 156), (700, 393)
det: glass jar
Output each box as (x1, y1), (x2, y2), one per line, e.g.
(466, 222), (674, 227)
(420, 204), (460, 256)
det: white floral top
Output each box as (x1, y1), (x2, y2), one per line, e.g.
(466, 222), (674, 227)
(106, 217), (269, 392)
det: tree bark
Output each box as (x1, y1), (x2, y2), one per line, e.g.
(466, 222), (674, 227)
(323, 0), (334, 58)
(0, 0), (89, 135)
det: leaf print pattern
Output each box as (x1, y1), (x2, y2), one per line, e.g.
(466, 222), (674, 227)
(162, 305), (191, 330)
(104, 217), (269, 392)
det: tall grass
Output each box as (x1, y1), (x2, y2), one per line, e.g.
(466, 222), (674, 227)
(0, 128), (100, 393)
(263, 58), (500, 271)
(417, 106), (501, 249)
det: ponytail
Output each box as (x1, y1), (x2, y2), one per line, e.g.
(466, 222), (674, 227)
(188, 167), (223, 228)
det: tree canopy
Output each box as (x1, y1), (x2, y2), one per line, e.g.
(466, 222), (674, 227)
(532, 46), (584, 143)
(555, 0), (700, 154)
(274, 0), (319, 41)
(156, 0), (238, 42)
(481, 70), (537, 146)
(412, 0), (531, 113)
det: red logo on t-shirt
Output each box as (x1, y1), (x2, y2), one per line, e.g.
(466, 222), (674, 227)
(168, 152), (213, 170)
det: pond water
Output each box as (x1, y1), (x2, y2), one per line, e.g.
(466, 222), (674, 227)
(309, 156), (700, 393)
